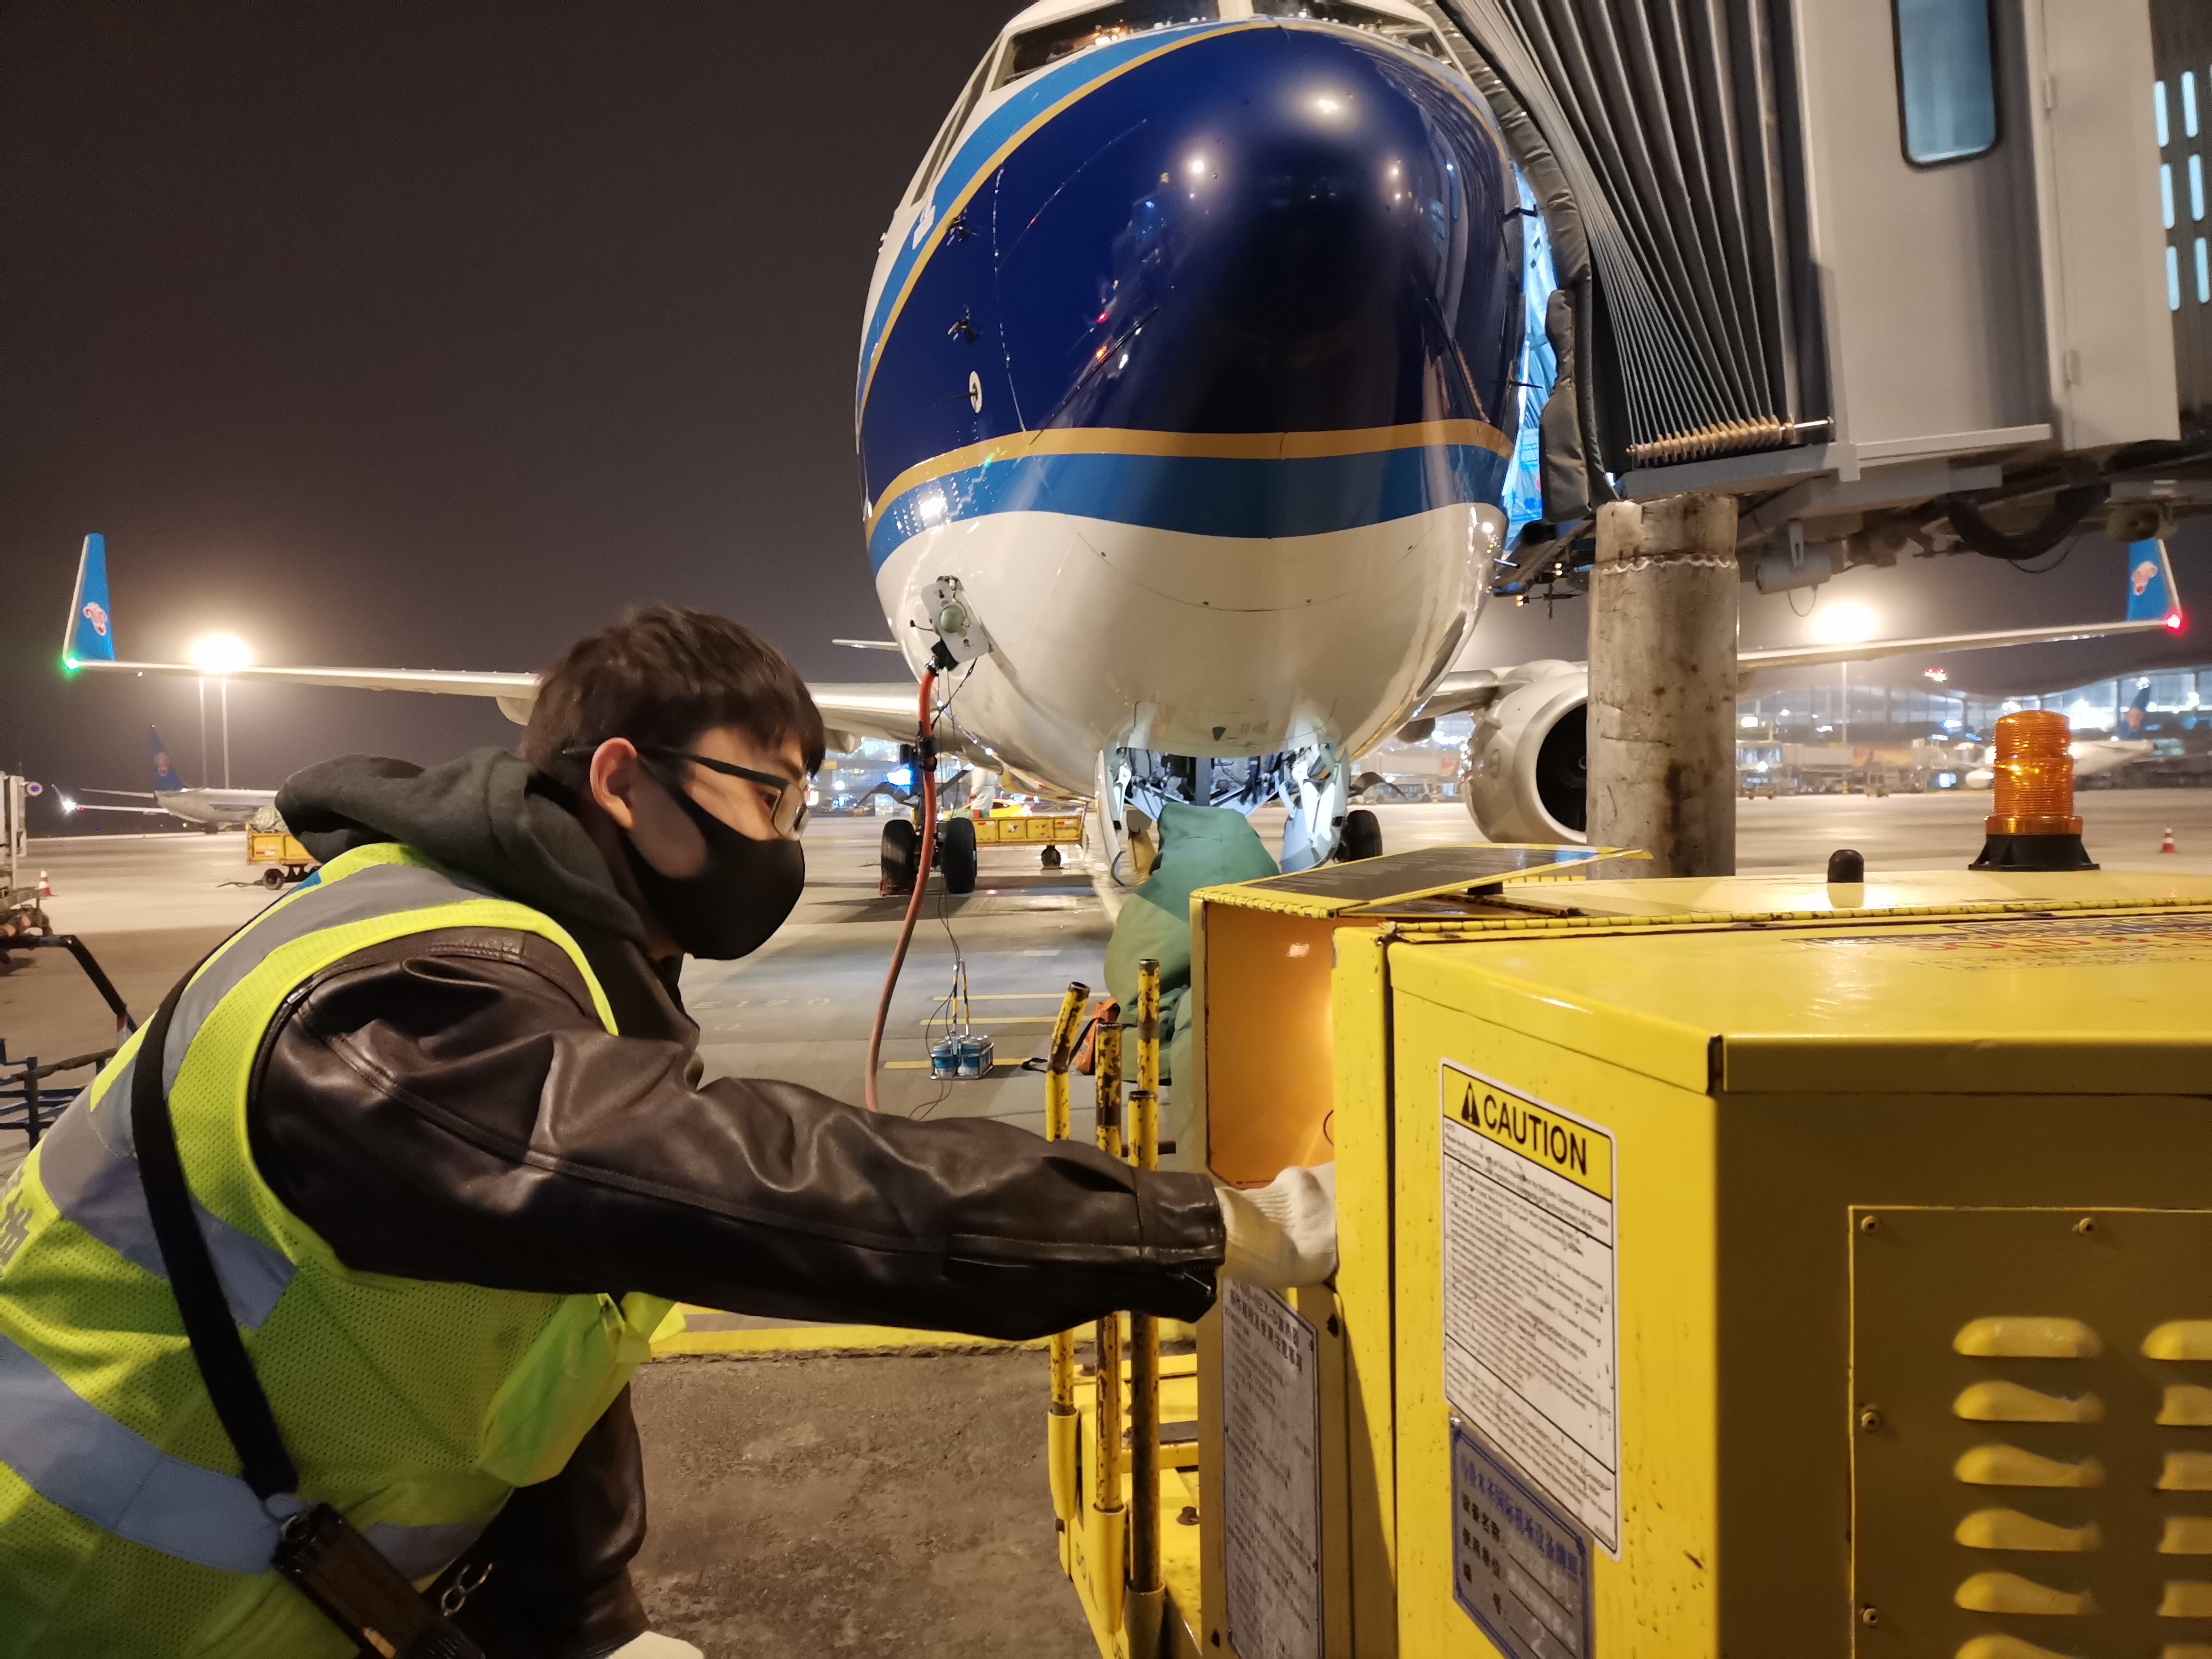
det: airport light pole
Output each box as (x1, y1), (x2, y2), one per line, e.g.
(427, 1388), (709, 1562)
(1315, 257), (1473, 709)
(1810, 602), (1878, 766)
(189, 634), (251, 789)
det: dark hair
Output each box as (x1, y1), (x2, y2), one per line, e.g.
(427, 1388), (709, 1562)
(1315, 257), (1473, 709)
(521, 604), (826, 778)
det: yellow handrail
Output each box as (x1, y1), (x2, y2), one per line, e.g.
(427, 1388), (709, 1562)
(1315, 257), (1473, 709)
(1092, 1018), (1125, 1515)
(1128, 959), (1164, 1619)
(1045, 981), (1089, 1528)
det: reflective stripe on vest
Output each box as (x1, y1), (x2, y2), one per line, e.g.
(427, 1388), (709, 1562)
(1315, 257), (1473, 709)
(29, 861), (500, 1333)
(36, 1092), (292, 1329)
(0, 848), (640, 1607)
(0, 1332), (476, 1579)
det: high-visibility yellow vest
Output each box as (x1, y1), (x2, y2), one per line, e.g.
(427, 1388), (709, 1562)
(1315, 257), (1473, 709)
(0, 843), (673, 1657)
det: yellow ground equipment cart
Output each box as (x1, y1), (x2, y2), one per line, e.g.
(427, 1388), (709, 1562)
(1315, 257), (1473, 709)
(246, 829), (316, 889)
(1059, 847), (2212, 1659)
(972, 810), (1086, 849)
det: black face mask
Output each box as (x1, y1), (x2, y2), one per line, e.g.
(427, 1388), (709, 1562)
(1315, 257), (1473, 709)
(621, 768), (806, 959)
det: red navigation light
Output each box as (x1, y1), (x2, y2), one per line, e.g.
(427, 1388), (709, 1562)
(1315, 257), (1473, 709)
(2167, 610), (2185, 633)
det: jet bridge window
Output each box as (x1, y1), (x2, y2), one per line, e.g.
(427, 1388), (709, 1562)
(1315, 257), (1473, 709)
(1892, 0), (1999, 165)
(1249, 0), (1452, 65)
(995, 1), (1219, 88)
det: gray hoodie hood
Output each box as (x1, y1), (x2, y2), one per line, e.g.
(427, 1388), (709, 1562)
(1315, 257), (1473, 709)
(276, 748), (646, 943)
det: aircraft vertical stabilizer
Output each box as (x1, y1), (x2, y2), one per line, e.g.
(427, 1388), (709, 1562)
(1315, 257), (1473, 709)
(149, 728), (186, 794)
(64, 534), (117, 665)
(2124, 538), (2184, 629)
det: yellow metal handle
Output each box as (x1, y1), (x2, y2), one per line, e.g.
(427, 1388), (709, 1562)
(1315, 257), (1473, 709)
(1128, 959), (1164, 1602)
(1046, 982), (1089, 1519)
(1093, 1021), (1125, 1516)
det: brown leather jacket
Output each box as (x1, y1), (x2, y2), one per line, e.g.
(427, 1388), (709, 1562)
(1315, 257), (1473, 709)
(265, 750), (1224, 1655)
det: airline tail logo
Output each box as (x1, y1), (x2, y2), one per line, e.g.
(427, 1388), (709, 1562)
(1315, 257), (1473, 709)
(63, 533), (118, 665)
(2122, 682), (2153, 737)
(2125, 539), (2185, 631)
(149, 727), (184, 792)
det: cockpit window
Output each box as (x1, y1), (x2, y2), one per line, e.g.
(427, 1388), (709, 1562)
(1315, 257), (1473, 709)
(909, 53), (994, 205)
(1250, 0), (1454, 64)
(995, 1), (1220, 89)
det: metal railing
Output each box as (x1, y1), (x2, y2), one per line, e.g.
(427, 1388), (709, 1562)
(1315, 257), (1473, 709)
(1044, 959), (1170, 1653)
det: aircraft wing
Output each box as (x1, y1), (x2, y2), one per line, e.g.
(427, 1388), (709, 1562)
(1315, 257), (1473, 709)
(1745, 536), (2184, 675)
(1736, 616), (2177, 676)
(63, 533), (926, 742)
(1412, 538), (2187, 724)
(59, 799), (172, 816)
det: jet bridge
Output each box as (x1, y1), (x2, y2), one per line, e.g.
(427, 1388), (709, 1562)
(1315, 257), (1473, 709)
(1416, 0), (2210, 599)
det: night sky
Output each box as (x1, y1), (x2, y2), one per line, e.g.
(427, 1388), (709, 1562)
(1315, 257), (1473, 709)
(1, 2), (2200, 815)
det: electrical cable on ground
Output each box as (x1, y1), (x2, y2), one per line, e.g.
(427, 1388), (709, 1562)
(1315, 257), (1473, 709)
(863, 669), (938, 1113)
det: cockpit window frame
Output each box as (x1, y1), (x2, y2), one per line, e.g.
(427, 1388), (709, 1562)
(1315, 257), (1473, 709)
(907, 49), (998, 207)
(993, 0), (1222, 92)
(1248, 0), (1454, 65)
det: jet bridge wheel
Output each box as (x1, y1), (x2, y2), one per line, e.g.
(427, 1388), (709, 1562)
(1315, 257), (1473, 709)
(1338, 808), (1383, 862)
(939, 816), (978, 895)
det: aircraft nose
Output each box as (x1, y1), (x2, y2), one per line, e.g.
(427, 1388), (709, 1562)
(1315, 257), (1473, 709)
(993, 23), (1521, 435)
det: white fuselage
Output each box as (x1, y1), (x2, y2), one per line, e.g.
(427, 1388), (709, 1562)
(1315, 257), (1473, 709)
(150, 789), (277, 827)
(873, 507), (1499, 796)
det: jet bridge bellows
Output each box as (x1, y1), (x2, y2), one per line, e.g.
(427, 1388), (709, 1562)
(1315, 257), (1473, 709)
(1434, 0), (1822, 474)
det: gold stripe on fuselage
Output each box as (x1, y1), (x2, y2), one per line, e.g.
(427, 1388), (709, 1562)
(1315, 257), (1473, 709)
(866, 419), (1514, 524)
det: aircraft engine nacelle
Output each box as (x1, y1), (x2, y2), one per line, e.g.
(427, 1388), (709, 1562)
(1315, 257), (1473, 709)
(1460, 664), (1589, 844)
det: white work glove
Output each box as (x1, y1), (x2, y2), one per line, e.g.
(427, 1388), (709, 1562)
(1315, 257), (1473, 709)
(606, 1635), (703, 1658)
(1215, 1163), (1337, 1288)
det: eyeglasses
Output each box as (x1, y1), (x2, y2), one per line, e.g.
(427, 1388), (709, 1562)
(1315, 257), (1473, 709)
(640, 748), (811, 837)
(567, 744), (810, 836)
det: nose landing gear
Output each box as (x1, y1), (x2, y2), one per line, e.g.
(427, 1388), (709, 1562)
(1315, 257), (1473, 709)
(1337, 808), (1384, 862)
(940, 816), (979, 893)
(879, 818), (919, 896)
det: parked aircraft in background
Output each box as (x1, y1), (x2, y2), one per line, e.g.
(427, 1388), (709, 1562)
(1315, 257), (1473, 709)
(2070, 684), (2159, 780)
(61, 727), (278, 830)
(52, 3), (2192, 873)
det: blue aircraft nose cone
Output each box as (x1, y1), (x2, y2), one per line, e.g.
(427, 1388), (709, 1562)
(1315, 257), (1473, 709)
(992, 23), (1521, 436)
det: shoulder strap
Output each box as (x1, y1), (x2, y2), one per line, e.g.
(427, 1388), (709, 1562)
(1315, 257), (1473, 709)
(130, 969), (300, 1500)
(129, 963), (492, 1658)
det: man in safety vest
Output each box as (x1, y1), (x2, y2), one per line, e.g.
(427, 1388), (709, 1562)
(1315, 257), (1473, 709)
(0, 605), (1335, 1658)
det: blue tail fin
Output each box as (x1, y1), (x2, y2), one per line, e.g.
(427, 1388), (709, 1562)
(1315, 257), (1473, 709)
(2122, 679), (2154, 737)
(63, 534), (116, 666)
(149, 728), (186, 793)
(2125, 538), (2184, 630)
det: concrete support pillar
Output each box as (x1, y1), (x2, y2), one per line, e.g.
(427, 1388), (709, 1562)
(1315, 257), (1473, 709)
(1587, 492), (1740, 877)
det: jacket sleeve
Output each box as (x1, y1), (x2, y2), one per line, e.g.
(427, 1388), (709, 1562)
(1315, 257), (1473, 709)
(437, 1387), (651, 1659)
(247, 928), (1223, 1338)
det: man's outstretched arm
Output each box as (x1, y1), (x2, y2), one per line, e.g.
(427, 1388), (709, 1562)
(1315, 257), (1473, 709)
(248, 928), (1223, 1335)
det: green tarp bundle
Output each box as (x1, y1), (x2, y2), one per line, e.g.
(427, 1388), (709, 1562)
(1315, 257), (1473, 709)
(1104, 802), (1278, 1167)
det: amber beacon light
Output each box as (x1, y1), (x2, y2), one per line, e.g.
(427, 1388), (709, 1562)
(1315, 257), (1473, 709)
(1969, 710), (2097, 872)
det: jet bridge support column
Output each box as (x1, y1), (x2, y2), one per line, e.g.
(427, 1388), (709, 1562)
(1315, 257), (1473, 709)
(1587, 492), (1739, 877)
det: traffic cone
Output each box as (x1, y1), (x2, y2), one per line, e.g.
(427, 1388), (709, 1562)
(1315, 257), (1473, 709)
(37, 870), (51, 898)
(2162, 828), (2177, 855)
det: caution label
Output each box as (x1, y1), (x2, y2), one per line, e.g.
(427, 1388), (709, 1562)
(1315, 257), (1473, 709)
(1441, 1063), (1620, 1553)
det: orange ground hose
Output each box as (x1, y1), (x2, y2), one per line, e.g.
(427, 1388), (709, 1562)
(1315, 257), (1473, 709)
(863, 669), (938, 1112)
